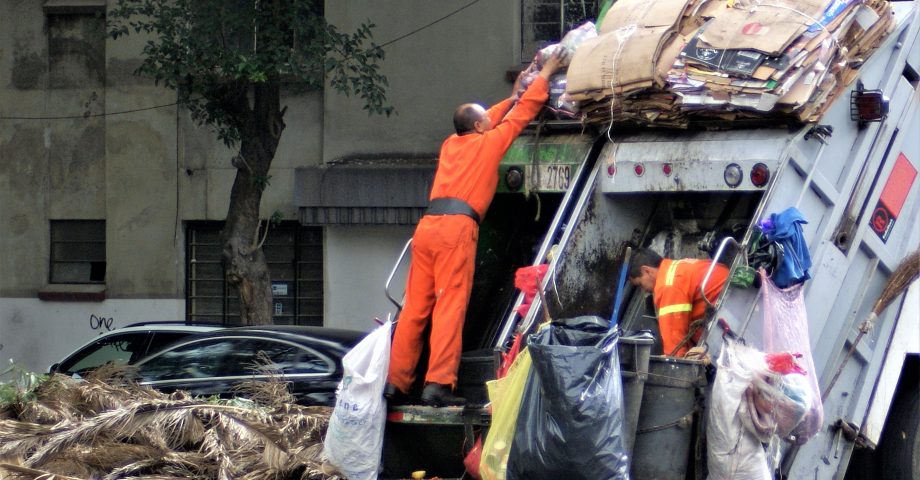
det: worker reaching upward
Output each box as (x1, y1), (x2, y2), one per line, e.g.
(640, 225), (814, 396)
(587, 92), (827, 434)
(628, 248), (730, 357)
(386, 49), (568, 407)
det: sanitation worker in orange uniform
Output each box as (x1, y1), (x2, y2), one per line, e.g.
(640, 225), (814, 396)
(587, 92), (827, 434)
(385, 51), (568, 407)
(628, 248), (730, 357)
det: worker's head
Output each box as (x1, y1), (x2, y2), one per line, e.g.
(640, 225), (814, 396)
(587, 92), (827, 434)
(628, 248), (663, 293)
(453, 103), (492, 135)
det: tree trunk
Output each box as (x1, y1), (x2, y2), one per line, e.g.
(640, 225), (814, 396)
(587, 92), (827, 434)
(220, 81), (285, 326)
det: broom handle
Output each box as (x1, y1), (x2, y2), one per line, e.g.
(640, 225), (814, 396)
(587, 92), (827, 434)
(821, 312), (875, 402)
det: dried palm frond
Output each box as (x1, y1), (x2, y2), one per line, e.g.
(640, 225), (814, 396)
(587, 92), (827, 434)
(230, 352), (296, 408)
(200, 428), (236, 480)
(0, 419), (59, 459)
(25, 399), (197, 468)
(102, 451), (207, 480)
(195, 407), (291, 469)
(0, 463), (85, 480)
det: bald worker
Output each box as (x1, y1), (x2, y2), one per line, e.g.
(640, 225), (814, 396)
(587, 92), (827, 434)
(386, 50), (568, 407)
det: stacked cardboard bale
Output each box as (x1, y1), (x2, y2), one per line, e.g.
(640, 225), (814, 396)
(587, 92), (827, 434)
(565, 0), (894, 127)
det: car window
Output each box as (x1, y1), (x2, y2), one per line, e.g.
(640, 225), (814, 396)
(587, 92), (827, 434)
(222, 338), (331, 376)
(147, 332), (195, 356)
(60, 333), (150, 375)
(136, 338), (233, 381)
(137, 336), (331, 381)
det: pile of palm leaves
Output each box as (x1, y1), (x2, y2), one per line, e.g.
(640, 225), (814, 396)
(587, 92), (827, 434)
(0, 364), (340, 480)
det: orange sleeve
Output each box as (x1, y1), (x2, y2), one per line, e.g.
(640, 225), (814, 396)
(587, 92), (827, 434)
(479, 76), (549, 169)
(486, 98), (514, 125)
(656, 285), (694, 357)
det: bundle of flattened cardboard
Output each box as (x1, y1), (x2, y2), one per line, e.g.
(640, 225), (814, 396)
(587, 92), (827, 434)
(565, 0), (894, 127)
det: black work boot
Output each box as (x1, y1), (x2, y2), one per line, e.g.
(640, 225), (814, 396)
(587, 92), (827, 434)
(383, 383), (415, 406)
(420, 383), (466, 407)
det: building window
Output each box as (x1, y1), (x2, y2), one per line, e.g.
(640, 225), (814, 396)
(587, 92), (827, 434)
(46, 10), (106, 89)
(50, 220), (106, 284)
(186, 222), (324, 326)
(521, 0), (601, 62)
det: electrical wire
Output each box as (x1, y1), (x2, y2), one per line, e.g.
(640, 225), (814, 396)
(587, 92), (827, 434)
(0, 102), (178, 120)
(378, 0), (484, 48)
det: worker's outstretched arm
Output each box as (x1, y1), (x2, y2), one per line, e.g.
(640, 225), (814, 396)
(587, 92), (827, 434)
(481, 49), (569, 164)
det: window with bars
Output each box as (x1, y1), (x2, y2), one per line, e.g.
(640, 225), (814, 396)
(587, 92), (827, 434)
(186, 222), (324, 326)
(521, 0), (602, 62)
(50, 220), (106, 284)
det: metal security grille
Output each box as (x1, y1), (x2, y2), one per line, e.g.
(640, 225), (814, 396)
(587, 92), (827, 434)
(186, 222), (324, 326)
(50, 220), (106, 284)
(521, 0), (601, 62)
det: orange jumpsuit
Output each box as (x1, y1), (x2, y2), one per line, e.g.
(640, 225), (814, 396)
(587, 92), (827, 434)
(653, 258), (729, 357)
(387, 77), (550, 393)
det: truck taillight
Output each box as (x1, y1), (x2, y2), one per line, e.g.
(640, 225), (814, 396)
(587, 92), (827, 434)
(505, 166), (524, 191)
(850, 81), (889, 124)
(662, 163), (672, 176)
(634, 164), (645, 176)
(724, 163), (743, 188)
(607, 164), (616, 176)
(750, 163), (770, 187)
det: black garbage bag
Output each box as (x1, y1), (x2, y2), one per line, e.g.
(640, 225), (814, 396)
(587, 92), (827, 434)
(506, 316), (630, 480)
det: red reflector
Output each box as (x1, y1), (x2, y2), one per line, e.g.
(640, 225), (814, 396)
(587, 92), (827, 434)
(634, 164), (644, 176)
(607, 164), (616, 176)
(662, 163), (672, 176)
(750, 163), (770, 187)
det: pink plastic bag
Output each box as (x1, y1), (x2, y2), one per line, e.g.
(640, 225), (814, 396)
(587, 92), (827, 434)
(760, 269), (824, 443)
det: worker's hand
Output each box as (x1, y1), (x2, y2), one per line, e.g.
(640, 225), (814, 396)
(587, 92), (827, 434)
(539, 46), (569, 80)
(683, 346), (711, 365)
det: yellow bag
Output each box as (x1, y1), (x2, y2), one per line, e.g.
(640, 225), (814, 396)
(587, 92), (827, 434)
(480, 347), (533, 480)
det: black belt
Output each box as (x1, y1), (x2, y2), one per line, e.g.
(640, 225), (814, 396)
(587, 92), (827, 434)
(425, 197), (481, 224)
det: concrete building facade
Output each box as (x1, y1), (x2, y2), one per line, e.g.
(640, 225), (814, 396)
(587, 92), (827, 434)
(0, 0), (597, 372)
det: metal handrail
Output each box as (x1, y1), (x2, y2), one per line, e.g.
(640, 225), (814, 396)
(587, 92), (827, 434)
(493, 137), (606, 349)
(385, 238), (413, 309)
(701, 236), (739, 309)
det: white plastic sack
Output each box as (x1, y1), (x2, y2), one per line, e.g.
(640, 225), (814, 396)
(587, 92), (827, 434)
(323, 320), (392, 480)
(707, 339), (771, 480)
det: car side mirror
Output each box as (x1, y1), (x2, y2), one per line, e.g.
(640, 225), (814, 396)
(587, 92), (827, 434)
(48, 363), (60, 374)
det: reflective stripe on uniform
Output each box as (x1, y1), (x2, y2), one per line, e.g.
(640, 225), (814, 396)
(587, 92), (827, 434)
(659, 303), (693, 316)
(665, 260), (683, 286)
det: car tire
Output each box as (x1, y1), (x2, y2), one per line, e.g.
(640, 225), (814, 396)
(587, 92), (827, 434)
(879, 383), (920, 480)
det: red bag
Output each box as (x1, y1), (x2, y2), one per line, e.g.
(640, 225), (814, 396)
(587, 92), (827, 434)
(463, 434), (484, 479)
(513, 264), (548, 316)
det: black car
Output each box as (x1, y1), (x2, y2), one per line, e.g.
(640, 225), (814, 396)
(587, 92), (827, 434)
(131, 325), (366, 405)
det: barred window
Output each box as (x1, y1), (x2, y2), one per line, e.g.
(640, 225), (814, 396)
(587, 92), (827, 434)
(521, 0), (601, 62)
(186, 222), (324, 326)
(50, 220), (106, 284)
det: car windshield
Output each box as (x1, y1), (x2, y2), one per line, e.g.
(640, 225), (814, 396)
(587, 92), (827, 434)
(60, 334), (148, 375)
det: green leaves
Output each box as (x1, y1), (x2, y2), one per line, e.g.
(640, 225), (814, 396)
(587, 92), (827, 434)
(108, 0), (394, 141)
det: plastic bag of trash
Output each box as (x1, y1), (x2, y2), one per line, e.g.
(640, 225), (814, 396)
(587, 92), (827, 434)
(480, 347), (533, 480)
(537, 21), (597, 67)
(322, 320), (392, 480)
(506, 317), (629, 480)
(761, 270), (823, 443)
(707, 338), (772, 480)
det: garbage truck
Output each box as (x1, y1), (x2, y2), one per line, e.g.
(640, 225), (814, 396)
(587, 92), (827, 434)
(380, 1), (920, 478)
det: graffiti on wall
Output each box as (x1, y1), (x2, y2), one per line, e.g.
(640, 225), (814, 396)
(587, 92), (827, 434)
(89, 314), (114, 331)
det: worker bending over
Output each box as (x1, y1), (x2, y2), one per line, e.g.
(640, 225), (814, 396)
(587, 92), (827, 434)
(386, 50), (568, 407)
(628, 248), (729, 357)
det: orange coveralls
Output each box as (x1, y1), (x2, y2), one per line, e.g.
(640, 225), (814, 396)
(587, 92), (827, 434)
(653, 258), (729, 357)
(387, 77), (550, 393)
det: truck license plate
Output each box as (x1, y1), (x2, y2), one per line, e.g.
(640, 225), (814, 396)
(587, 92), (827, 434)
(529, 164), (572, 191)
